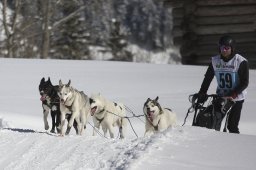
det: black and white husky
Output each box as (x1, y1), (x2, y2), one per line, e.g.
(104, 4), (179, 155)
(39, 77), (61, 133)
(58, 80), (91, 136)
(143, 96), (177, 136)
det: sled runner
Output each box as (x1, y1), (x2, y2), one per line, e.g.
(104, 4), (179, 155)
(183, 93), (235, 131)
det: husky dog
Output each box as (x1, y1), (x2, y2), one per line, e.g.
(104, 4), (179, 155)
(58, 80), (90, 136)
(143, 96), (177, 136)
(90, 93), (127, 139)
(39, 77), (61, 133)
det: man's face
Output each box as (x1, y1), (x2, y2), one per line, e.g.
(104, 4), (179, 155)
(220, 45), (232, 58)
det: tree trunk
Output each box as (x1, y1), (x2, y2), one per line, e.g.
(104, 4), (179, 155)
(2, 0), (21, 58)
(41, 0), (51, 59)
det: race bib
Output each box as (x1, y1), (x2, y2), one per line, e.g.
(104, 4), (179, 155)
(215, 71), (238, 96)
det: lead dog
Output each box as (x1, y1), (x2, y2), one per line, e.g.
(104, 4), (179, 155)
(143, 96), (177, 136)
(39, 77), (61, 133)
(90, 93), (127, 139)
(58, 80), (90, 136)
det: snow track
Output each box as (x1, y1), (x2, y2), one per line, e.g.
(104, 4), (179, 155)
(0, 128), (154, 170)
(1, 125), (256, 170)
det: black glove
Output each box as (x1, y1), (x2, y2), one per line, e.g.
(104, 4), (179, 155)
(197, 92), (207, 104)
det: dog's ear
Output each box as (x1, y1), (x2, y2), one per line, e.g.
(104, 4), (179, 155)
(155, 97), (163, 113)
(59, 79), (63, 86)
(89, 98), (94, 104)
(40, 77), (45, 83)
(67, 80), (71, 87)
(145, 98), (151, 105)
(47, 77), (53, 85)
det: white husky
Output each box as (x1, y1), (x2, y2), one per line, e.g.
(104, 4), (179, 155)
(143, 96), (177, 136)
(58, 80), (90, 136)
(89, 93), (127, 139)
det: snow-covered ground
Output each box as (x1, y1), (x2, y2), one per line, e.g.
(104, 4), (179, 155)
(0, 58), (256, 170)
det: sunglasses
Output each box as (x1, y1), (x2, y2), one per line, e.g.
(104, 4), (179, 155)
(220, 45), (231, 51)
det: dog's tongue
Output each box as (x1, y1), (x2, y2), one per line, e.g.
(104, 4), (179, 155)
(40, 96), (46, 101)
(147, 111), (154, 122)
(91, 107), (96, 116)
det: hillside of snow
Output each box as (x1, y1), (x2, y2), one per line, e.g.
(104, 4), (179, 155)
(0, 58), (256, 170)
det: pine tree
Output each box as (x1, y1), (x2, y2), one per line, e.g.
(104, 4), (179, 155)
(108, 19), (132, 61)
(51, 0), (90, 59)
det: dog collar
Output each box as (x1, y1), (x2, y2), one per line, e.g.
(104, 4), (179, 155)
(95, 108), (105, 124)
(96, 116), (104, 124)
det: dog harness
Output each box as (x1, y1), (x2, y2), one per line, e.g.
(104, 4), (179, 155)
(95, 108), (105, 124)
(145, 112), (162, 131)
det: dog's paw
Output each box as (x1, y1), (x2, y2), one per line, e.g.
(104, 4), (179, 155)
(57, 129), (61, 134)
(50, 129), (56, 133)
(45, 124), (49, 130)
(65, 126), (71, 135)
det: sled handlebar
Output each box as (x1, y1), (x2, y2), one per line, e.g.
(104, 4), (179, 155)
(189, 93), (219, 105)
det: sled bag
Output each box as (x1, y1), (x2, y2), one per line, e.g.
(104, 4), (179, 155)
(194, 104), (224, 131)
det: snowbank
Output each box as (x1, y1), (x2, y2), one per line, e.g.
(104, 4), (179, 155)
(0, 117), (10, 129)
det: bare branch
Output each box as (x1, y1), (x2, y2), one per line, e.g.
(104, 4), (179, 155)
(11, 0), (21, 33)
(52, 5), (86, 30)
(2, 0), (10, 37)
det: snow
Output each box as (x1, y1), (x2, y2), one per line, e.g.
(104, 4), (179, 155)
(127, 44), (181, 64)
(89, 44), (181, 64)
(0, 58), (256, 170)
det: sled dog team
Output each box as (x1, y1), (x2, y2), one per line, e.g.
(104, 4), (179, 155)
(39, 77), (177, 138)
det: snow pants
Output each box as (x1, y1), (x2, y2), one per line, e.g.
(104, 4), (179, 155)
(227, 100), (244, 134)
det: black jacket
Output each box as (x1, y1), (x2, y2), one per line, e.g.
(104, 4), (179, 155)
(199, 55), (249, 96)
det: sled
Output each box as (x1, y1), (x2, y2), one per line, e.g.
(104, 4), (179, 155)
(183, 93), (235, 131)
